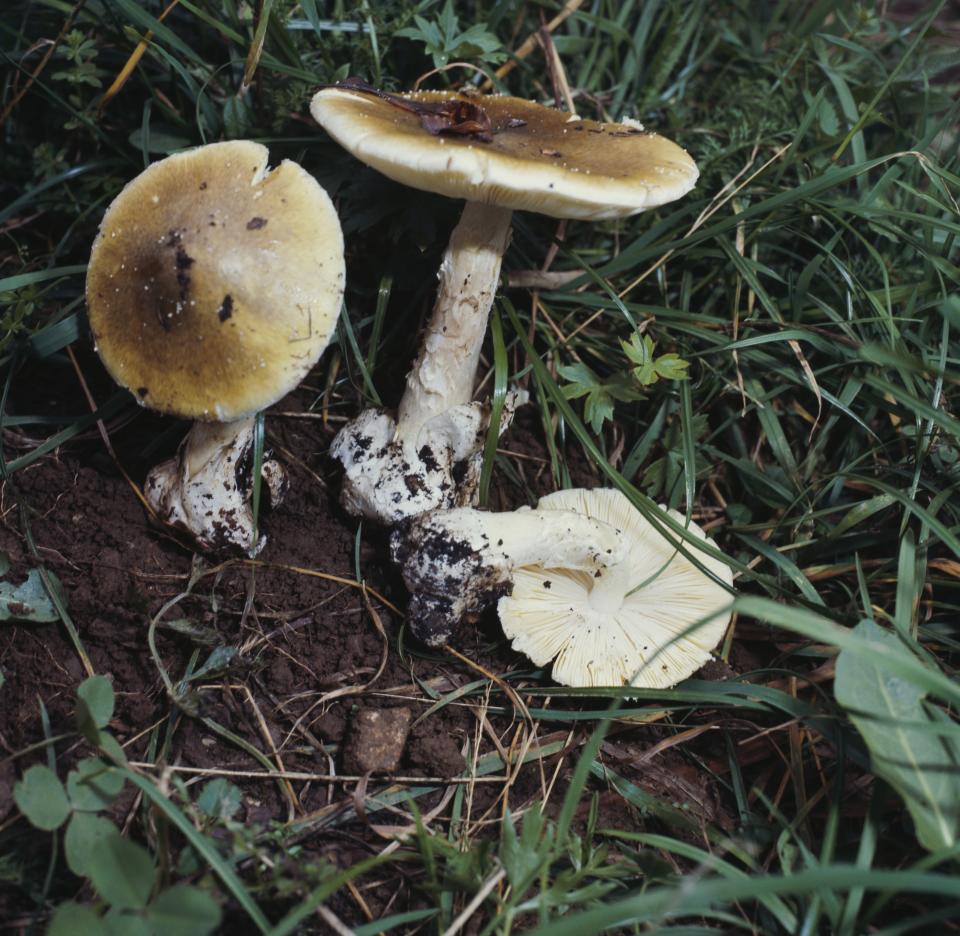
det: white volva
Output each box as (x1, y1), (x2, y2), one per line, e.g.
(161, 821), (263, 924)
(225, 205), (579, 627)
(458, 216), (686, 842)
(145, 419), (286, 554)
(330, 202), (522, 524)
(392, 489), (733, 688)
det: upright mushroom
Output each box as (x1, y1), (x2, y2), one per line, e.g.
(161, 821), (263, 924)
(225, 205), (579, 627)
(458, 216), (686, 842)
(87, 140), (345, 552)
(311, 83), (698, 524)
(391, 489), (733, 688)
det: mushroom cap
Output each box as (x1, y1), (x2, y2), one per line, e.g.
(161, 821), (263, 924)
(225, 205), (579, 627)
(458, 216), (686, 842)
(87, 140), (345, 421)
(498, 489), (733, 688)
(311, 88), (698, 221)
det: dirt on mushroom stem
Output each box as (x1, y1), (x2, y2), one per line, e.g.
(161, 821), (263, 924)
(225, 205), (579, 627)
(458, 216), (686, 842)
(1, 355), (780, 925)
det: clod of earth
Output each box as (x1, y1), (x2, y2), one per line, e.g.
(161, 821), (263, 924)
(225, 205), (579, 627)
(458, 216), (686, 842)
(391, 488), (734, 688)
(343, 707), (414, 775)
(311, 84), (698, 526)
(86, 140), (345, 552)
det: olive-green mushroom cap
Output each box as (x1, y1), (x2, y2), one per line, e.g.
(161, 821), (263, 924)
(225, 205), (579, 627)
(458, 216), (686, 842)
(311, 88), (698, 221)
(87, 140), (345, 421)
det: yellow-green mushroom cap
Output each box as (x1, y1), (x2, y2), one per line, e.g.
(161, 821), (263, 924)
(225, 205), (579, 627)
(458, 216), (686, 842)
(311, 88), (698, 221)
(86, 140), (345, 421)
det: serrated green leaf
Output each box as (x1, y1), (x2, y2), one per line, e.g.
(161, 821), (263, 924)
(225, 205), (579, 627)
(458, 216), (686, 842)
(835, 619), (960, 852)
(66, 812), (120, 877)
(148, 885), (222, 935)
(652, 353), (690, 381)
(395, 0), (503, 67)
(558, 362), (643, 434)
(584, 392), (615, 434)
(67, 758), (125, 812)
(87, 832), (156, 910)
(14, 764), (70, 830)
(621, 332), (655, 376)
(621, 333), (690, 386)
(557, 362), (598, 391)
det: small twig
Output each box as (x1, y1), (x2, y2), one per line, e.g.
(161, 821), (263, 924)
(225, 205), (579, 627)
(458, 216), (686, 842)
(237, 683), (301, 818)
(444, 645), (532, 729)
(65, 346), (158, 521)
(413, 61), (496, 90)
(237, 559), (402, 616)
(316, 904), (355, 936)
(126, 762), (508, 784)
(345, 879), (375, 925)
(481, 0), (585, 89)
(537, 18), (576, 114)
(99, 0), (181, 112)
(495, 447), (550, 465)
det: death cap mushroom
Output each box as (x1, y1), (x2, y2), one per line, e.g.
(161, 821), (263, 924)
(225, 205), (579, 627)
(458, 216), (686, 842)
(87, 139), (345, 422)
(391, 489), (733, 687)
(310, 84), (699, 220)
(86, 140), (345, 551)
(313, 84), (698, 526)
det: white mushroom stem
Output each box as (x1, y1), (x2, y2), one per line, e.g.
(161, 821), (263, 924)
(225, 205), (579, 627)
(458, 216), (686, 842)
(332, 201), (520, 524)
(144, 418), (286, 554)
(390, 505), (632, 646)
(396, 201), (513, 441)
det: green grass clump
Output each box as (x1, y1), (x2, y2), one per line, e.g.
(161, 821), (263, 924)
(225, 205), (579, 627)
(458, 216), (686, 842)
(2, 0), (960, 932)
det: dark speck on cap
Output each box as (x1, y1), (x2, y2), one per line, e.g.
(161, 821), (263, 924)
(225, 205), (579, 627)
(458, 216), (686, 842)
(218, 294), (234, 322)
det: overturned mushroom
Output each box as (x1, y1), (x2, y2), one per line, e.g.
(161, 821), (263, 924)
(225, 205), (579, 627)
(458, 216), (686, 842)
(391, 488), (733, 688)
(87, 140), (345, 552)
(311, 83), (698, 524)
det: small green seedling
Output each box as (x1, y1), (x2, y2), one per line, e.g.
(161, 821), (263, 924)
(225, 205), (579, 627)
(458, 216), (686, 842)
(558, 362), (645, 434)
(13, 676), (222, 935)
(621, 332), (690, 386)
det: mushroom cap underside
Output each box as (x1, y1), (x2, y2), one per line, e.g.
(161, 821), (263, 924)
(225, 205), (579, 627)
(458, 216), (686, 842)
(310, 88), (698, 221)
(498, 488), (733, 688)
(86, 140), (345, 421)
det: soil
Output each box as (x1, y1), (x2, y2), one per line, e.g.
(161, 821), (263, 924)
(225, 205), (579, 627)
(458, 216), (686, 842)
(0, 348), (748, 926)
